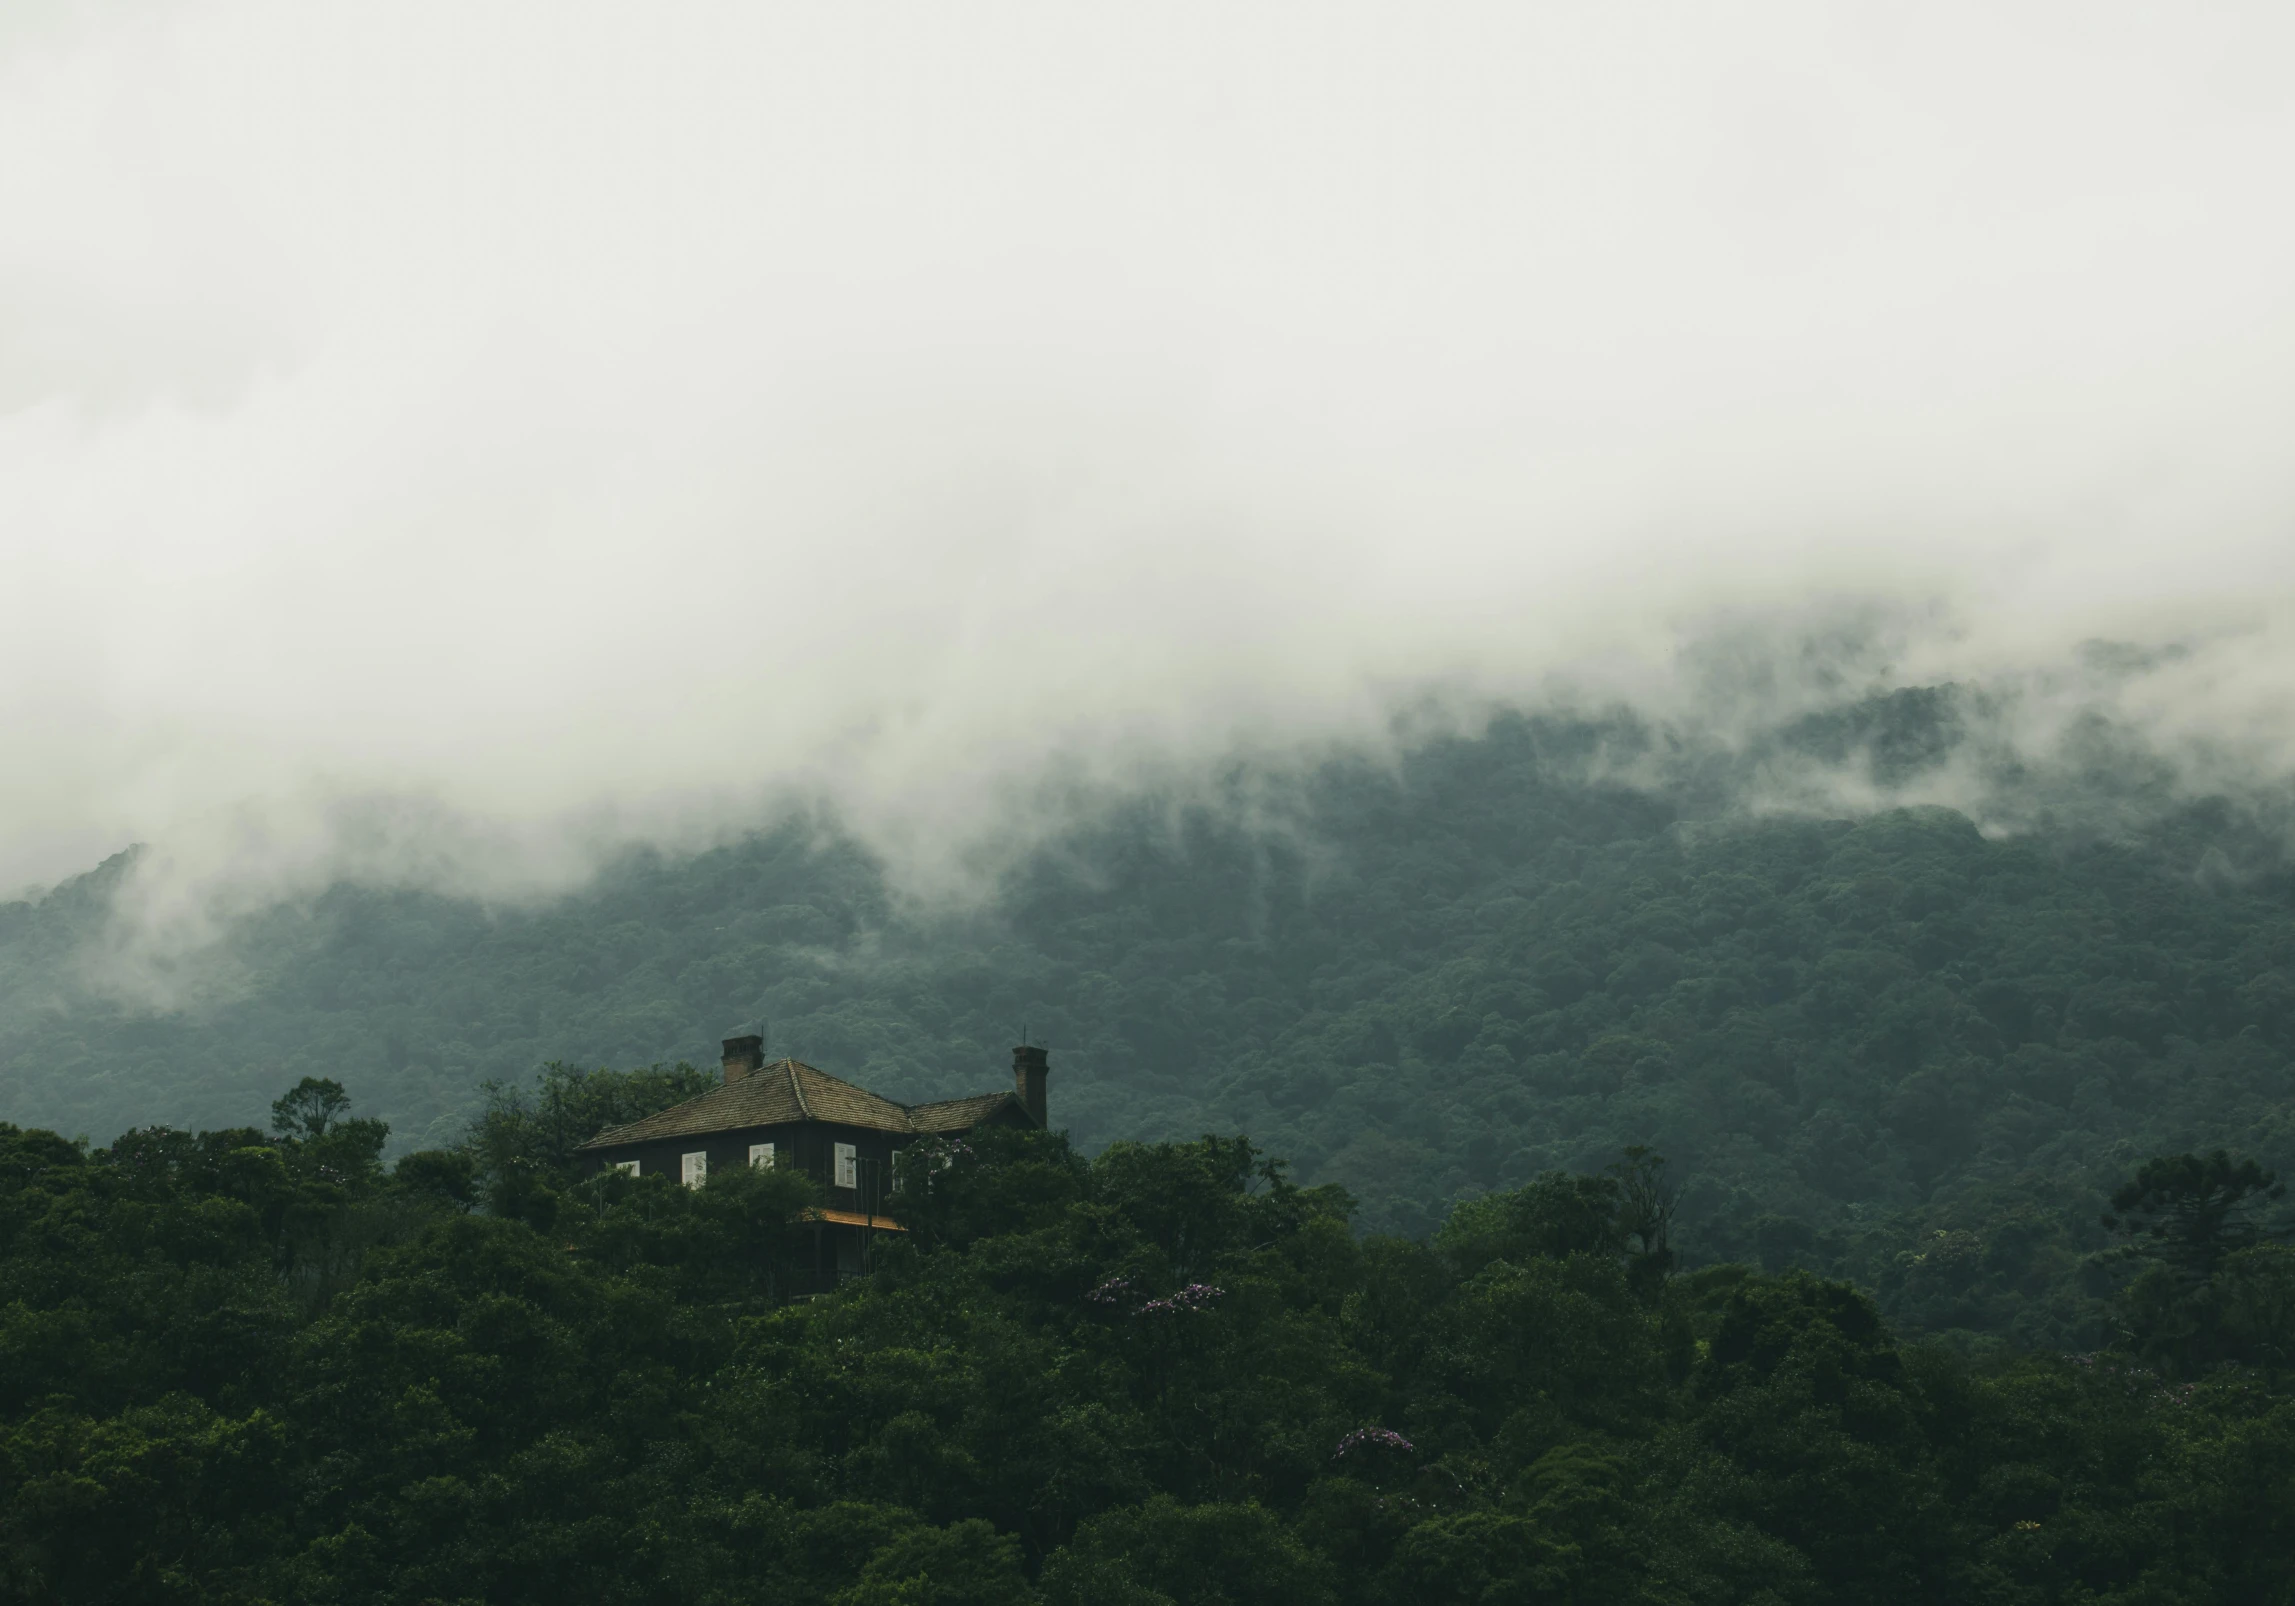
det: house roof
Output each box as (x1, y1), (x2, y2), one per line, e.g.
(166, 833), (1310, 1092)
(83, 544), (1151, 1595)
(907, 1092), (1026, 1130)
(575, 1058), (1029, 1151)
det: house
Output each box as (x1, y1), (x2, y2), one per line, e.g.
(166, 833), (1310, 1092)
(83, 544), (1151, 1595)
(576, 1035), (1050, 1283)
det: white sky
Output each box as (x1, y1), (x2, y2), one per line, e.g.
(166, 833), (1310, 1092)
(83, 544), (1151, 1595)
(6, 0), (2295, 911)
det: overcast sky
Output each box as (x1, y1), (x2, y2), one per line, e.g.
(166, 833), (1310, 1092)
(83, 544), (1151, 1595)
(6, 1), (2295, 917)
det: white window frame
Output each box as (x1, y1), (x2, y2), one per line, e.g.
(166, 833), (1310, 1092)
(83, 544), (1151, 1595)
(612, 1159), (639, 1178)
(834, 1142), (857, 1190)
(681, 1150), (708, 1189)
(749, 1142), (775, 1169)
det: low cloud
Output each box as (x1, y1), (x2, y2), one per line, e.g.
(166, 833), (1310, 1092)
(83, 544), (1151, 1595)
(5, 1), (2295, 954)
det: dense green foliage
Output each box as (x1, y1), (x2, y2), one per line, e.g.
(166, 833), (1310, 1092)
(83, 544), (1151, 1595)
(7, 696), (2295, 1349)
(3, 1081), (2292, 1605)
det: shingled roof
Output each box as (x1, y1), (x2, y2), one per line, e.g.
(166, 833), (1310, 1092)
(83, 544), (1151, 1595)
(575, 1058), (1028, 1151)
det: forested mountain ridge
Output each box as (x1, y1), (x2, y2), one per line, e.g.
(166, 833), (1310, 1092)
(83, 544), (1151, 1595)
(6, 693), (2295, 1348)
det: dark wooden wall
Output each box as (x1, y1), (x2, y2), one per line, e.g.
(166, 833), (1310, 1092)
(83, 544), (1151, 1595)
(586, 1120), (911, 1215)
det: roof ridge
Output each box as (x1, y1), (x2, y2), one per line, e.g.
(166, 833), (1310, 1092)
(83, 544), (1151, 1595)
(577, 1057), (1021, 1148)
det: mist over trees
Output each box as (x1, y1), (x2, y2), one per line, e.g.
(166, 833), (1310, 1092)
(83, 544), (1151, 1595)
(8, 694), (2295, 1348)
(11, 0), (2295, 1592)
(5, 693), (2295, 1597)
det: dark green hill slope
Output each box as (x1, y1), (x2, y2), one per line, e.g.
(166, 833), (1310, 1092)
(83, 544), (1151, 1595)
(5, 699), (2294, 1343)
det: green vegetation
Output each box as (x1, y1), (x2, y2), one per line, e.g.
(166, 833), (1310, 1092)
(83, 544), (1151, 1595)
(2, 1078), (2291, 1604)
(6, 694), (2295, 1353)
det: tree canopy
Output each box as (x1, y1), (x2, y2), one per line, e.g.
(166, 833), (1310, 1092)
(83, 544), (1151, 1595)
(1, 1075), (2292, 1604)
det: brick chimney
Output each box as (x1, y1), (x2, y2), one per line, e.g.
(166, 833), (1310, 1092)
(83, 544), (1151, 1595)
(722, 1035), (765, 1085)
(1012, 1044), (1049, 1127)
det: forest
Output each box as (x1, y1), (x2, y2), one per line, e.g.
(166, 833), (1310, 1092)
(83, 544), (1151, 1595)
(6, 687), (2295, 1599)
(6, 689), (2295, 1350)
(2, 1075), (2291, 1604)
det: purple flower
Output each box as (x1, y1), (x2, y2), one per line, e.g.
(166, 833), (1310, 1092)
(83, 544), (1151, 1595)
(1334, 1426), (1415, 1459)
(1131, 1283), (1225, 1317)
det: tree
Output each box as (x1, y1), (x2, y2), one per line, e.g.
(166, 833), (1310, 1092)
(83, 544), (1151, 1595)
(1041, 1498), (1335, 1606)
(269, 1076), (352, 1141)
(2213, 1244), (2295, 1371)
(1435, 1171), (1624, 1277)
(835, 1519), (1038, 1606)
(1609, 1146), (1677, 1292)
(2103, 1151), (2285, 1284)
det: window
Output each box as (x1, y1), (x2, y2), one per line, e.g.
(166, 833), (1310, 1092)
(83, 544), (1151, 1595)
(835, 1142), (857, 1189)
(749, 1142), (775, 1169)
(681, 1151), (707, 1189)
(613, 1160), (639, 1177)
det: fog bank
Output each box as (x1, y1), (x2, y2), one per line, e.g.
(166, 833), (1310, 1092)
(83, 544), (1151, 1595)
(6, 1), (2295, 933)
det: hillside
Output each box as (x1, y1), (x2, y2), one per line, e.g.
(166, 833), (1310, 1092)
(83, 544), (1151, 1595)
(5, 694), (2295, 1346)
